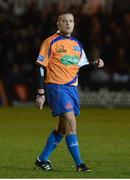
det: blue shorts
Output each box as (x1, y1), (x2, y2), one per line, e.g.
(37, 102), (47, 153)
(46, 84), (80, 117)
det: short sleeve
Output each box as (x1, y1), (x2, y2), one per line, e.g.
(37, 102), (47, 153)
(78, 49), (89, 67)
(36, 40), (50, 67)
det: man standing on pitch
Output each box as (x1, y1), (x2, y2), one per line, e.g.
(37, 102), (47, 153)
(35, 12), (104, 172)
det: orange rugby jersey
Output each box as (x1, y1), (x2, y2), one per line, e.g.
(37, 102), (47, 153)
(36, 33), (89, 86)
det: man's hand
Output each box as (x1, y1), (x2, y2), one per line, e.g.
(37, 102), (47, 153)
(93, 58), (104, 68)
(36, 92), (45, 110)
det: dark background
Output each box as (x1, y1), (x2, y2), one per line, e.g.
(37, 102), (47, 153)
(0, 0), (130, 105)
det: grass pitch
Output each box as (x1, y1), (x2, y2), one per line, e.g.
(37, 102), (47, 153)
(0, 107), (130, 178)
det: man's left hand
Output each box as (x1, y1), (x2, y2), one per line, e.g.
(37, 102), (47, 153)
(93, 58), (104, 68)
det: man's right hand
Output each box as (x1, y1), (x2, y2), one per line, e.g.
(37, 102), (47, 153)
(36, 94), (45, 110)
(36, 89), (45, 110)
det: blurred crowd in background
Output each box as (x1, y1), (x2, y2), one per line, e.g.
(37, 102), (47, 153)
(0, 0), (130, 104)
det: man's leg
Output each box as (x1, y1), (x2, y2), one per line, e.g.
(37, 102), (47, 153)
(60, 112), (83, 166)
(38, 129), (63, 162)
(60, 111), (90, 172)
(35, 117), (66, 171)
(35, 129), (63, 171)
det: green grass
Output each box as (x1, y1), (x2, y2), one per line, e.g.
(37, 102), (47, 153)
(0, 107), (130, 178)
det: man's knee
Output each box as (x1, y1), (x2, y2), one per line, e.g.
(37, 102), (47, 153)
(65, 121), (76, 134)
(60, 111), (77, 135)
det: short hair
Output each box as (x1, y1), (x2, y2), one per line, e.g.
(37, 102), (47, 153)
(57, 12), (74, 22)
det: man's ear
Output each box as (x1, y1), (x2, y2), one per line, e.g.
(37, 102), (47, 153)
(57, 21), (59, 28)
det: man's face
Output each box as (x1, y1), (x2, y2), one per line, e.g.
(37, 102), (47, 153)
(57, 14), (75, 35)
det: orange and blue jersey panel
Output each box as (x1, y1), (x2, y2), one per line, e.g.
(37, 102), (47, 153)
(36, 33), (89, 86)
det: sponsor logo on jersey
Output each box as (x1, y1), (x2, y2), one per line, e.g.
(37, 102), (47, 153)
(73, 46), (81, 52)
(37, 55), (45, 61)
(61, 55), (79, 65)
(56, 45), (67, 53)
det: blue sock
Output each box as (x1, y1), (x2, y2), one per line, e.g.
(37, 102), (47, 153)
(39, 130), (63, 161)
(66, 134), (83, 166)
